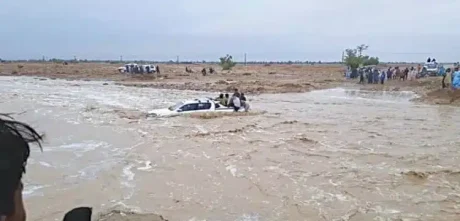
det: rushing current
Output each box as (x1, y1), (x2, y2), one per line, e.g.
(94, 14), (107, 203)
(1, 76), (459, 221)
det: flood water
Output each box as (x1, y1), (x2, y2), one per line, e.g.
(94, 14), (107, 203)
(1, 76), (460, 221)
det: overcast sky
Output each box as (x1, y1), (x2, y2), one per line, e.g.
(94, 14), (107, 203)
(1, 0), (459, 62)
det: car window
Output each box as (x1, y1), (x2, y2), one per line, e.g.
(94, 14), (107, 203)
(197, 102), (211, 110)
(180, 103), (199, 112)
(215, 103), (220, 108)
(169, 102), (184, 111)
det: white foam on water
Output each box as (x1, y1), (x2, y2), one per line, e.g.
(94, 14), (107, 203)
(121, 164), (136, 200)
(4, 76), (460, 220)
(38, 161), (52, 167)
(137, 161), (153, 171)
(23, 184), (47, 198)
(225, 165), (237, 177)
(235, 213), (261, 221)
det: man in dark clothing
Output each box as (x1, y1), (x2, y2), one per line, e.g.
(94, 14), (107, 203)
(380, 70), (385, 84)
(359, 69), (364, 84)
(156, 65), (160, 74)
(367, 69), (373, 84)
(427, 57), (431, 63)
(225, 94), (231, 106)
(404, 68), (409, 80)
(240, 93), (247, 101)
(387, 67), (392, 80)
(215, 93), (227, 106)
(232, 89), (240, 98)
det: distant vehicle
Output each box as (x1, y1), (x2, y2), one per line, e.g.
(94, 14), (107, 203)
(421, 62), (439, 76)
(147, 98), (243, 117)
(118, 63), (156, 74)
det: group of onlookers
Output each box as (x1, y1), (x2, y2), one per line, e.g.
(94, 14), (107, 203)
(358, 66), (416, 85)
(357, 65), (429, 85)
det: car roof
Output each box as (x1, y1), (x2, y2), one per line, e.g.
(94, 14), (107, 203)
(182, 98), (212, 104)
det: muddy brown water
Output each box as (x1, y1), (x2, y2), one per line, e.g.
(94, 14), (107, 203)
(1, 76), (459, 221)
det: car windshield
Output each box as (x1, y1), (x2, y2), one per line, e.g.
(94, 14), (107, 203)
(426, 64), (437, 69)
(168, 102), (184, 111)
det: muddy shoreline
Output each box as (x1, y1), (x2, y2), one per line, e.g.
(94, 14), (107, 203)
(2, 62), (458, 105)
(0, 62), (344, 94)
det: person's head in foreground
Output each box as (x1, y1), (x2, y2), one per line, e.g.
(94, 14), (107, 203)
(0, 114), (43, 221)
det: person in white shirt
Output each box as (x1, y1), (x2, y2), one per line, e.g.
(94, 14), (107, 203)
(232, 95), (241, 112)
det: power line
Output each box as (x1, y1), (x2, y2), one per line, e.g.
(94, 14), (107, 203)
(367, 51), (439, 55)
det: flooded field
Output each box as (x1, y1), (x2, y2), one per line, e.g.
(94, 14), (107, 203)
(1, 76), (460, 221)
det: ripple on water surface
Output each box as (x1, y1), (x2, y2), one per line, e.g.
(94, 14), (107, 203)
(1, 77), (460, 221)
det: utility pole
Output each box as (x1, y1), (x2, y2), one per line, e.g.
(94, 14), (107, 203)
(342, 51), (345, 63)
(244, 53), (247, 66)
(176, 55), (179, 63)
(120, 55), (123, 62)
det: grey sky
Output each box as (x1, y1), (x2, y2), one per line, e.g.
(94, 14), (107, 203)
(1, 0), (459, 62)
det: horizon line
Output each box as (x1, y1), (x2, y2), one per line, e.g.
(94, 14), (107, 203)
(0, 59), (452, 64)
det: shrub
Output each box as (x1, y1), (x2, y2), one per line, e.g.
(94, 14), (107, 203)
(219, 54), (236, 70)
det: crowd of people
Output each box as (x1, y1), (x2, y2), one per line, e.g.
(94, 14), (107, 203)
(356, 66), (420, 85)
(349, 59), (460, 89)
(214, 89), (250, 112)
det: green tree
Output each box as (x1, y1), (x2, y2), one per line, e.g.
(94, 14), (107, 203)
(344, 45), (379, 69)
(356, 44), (369, 57)
(362, 56), (379, 66)
(219, 54), (236, 70)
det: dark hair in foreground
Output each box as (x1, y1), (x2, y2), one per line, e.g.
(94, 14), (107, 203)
(0, 114), (43, 216)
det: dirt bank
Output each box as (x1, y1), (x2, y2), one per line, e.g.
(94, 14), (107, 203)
(1, 62), (458, 104)
(0, 62), (344, 94)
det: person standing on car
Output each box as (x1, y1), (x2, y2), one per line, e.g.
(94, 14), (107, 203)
(240, 93), (246, 102)
(240, 93), (249, 111)
(215, 94), (225, 106)
(223, 94), (229, 106)
(232, 88), (240, 98)
(232, 94), (241, 112)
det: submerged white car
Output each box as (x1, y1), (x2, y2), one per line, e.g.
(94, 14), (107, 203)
(147, 98), (245, 117)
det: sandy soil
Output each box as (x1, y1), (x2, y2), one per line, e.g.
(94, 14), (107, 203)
(1, 62), (458, 105)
